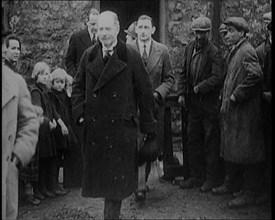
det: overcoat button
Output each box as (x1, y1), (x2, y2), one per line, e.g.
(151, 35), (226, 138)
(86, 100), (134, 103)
(114, 176), (117, 180)
(113, 93), (117, 98)
(111, 119), (115, 123)
(92, 142), (95, 146)
(92, 93), (97, 98)
(92, 117), (96, 122)
(109, 145), (113, 149)
(106, 136), (109, 140)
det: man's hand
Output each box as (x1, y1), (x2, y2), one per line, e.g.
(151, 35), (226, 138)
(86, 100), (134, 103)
(193, 85), (199, 94)
(79, 117), (84, 124)
(61, 125), (69, 136)
(153, 92), (161, 103)
(178, 95), (185, 107)
(229, 94), (236, 102)
(262, 92), (272, 103)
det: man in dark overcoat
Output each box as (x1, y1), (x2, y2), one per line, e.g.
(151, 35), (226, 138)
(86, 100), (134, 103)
(255, 15), (272, 204)
(64, 8), (99, 188)
(177, 16), (224, 192)
(215, 17), (265, 208)
(130, 15), (175, 201)
(71, 11), (156, 219)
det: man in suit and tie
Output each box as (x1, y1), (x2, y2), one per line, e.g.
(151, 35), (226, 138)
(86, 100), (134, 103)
(65, 8), (99, 77)
(64, 8), (99, 188)
(130, 15), (175, 202)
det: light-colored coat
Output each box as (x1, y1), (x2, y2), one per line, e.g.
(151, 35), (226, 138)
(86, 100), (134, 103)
(2, 65), (39, 219)
(220, 39), (265, 163)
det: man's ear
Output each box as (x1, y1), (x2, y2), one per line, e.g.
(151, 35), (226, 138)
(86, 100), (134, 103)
(152, 26), (156, 35)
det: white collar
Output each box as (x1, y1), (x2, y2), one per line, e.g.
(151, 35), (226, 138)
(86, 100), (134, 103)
(102, 39), (117, 55)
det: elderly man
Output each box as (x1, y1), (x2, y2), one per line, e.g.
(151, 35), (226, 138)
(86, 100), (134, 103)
(2, 35), (39, 219)
(177, 16), (224, 192)
(214, 17), (265, 208)
(71, 11), (156, 219)
(65, 8), (99, 77)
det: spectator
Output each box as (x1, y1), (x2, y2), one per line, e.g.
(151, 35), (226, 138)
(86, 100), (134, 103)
(214, 17), (265, 208)
(2, 35), (39, 219)
(177, 16), (224, 192)
(3, 34), (21, 72)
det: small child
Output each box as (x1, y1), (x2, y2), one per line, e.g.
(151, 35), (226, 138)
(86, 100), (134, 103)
(50, 68), (77, 193)
(29, 62), (67, 198)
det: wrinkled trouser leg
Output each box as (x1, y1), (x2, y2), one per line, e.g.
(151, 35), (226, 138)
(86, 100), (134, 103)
(104, 198), (122, 220)
(187, 104), (204, 181)
(6, 162), (19, 220)
(203, 115), (222, 183)
(137, 164), (147, 192)
(224, 162), (243, 191)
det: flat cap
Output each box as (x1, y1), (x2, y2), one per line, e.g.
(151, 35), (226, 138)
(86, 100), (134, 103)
(224, 17), (249, 33)
(263, 12), (271, 23)
(191, 16), (212, 32)
(124, 21), (137, 39)
(219, 23), (228, 33)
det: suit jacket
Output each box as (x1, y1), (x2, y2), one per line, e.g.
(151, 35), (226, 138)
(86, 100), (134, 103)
(130, 39), (175, 102)
(2, 65), (39, 219)
(65, 27), (97, 77)
(130, 39), (174, 153)
(71, 39), (156, 200)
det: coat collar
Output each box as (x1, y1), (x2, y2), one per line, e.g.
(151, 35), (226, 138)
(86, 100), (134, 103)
(87, 39), (128, 92)
(225, 38), (247, 66)
(80, 28), (93, 48)
(2, 65), (17, 108)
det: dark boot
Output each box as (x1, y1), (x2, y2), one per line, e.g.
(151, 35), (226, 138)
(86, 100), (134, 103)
(104, 199), (121, 220)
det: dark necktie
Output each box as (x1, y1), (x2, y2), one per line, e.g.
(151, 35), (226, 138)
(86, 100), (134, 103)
(103, 50), (112, 64)
(142, 44), (148, 66)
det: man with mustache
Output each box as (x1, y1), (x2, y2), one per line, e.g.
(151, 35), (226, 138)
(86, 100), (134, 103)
(177, 16), (224, 192)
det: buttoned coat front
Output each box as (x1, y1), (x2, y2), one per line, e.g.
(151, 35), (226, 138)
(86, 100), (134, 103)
(2, 65), (39, 219)
(130, 39), (175, 152)
(220, 39), (265, 163)
(71, 39), (156, 200)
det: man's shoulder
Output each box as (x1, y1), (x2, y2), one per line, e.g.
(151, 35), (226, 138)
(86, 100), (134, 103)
(152, 39), (168, 52)
(71, 27), (88, 38)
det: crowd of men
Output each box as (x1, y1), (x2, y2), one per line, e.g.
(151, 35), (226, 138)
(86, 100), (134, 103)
(2, 7), (271, 220)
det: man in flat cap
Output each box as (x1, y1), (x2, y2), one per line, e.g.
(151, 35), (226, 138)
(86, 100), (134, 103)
(255, 17), (272, 204)
(177, 16), (224, 192)
(213, 17), (265, 208)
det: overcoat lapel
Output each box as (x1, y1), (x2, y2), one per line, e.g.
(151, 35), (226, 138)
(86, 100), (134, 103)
(146, 40), (162, 74)
(92, 50), (127, 92)
(2, 69), (17, 108)
(87, 48), (105, 80)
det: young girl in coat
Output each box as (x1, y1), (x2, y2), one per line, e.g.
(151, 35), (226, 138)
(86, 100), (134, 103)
(50, 68), (77, 193)
(29, 62), (68, 198)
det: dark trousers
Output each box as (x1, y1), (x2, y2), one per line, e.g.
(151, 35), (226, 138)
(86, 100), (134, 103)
(104, 198), (122, 220)
(187, 101), (222, 183)
(38, 157), (57, 192)
(223, 161), (243, 191)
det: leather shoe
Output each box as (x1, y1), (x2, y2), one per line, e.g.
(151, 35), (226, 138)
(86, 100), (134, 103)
(53, 188), (67, 196)
(34, 190), (46, 200)
(41, 189), (56, 198)
(179, 177), (202, 189)
(25, 194), (40, 206)
(212, 183), (235, 195)
(134, 190), (146, 202)
(227, 191), (256, 208)
(200, 181), (220, 193)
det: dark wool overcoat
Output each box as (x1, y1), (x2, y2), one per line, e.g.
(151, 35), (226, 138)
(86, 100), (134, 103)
(71, 39), (156, 200)
(220, 39), (265, 163)
(30, 82), (59, 158)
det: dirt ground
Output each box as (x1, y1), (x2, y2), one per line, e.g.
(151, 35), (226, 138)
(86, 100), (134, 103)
(18, 161), (271, 220)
